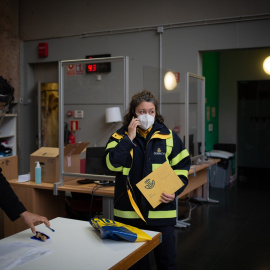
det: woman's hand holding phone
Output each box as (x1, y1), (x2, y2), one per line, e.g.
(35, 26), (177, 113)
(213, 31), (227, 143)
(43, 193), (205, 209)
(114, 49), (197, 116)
(128, 117), (140, 141)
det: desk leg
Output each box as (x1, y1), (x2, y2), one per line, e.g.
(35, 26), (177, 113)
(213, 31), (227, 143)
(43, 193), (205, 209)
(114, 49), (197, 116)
(175, 166), (219, 228)
(193, 168), (219, 204)
(102, 197), (114, 220)
(175, 196), (191, 228)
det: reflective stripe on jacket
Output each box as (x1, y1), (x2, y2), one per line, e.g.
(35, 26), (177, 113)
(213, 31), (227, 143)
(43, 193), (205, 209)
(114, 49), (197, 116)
(104, 122), (191, 227)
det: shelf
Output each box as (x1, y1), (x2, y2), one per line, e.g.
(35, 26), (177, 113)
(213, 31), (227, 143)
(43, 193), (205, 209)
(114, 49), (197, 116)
(2, 114), (17, 117)
(0, 114), (17, 156)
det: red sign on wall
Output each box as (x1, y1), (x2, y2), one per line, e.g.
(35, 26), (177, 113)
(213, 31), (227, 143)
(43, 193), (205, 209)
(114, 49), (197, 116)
(70, 120), (79, 131)
(76, 64), (85, 75)
(67, 65), (75, 76)
(67, 64), (84, 76)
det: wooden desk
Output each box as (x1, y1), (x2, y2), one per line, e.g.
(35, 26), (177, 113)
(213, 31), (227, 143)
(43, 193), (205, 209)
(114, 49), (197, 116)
(57, 159), (220, 199)
(182, 159), (219, 198)
(3, 181), (66, 237)
(58, 180), (115, 220)
(57, 158), (219, 221)
(0, 217), (161, 270)
(4, 159), (219, 237)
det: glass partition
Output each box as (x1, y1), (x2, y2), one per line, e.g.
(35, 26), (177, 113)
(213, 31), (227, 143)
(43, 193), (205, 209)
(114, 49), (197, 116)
(143, 67), (205, 162)
(143, 66), (185, 141)
(55, 56), (129, 191)
(185, 72), (205, 162)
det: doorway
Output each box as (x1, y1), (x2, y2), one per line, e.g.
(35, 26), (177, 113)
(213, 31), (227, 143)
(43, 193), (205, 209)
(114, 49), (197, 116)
(237, 80), (270, 180)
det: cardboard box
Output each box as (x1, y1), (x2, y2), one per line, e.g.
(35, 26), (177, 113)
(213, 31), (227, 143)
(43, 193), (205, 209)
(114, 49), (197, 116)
(1, 156), (18, 180)
(30, 142), (89, 183)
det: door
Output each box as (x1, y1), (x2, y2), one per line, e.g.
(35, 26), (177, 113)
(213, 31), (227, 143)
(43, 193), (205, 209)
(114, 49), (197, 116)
(237, 80), (270, 172)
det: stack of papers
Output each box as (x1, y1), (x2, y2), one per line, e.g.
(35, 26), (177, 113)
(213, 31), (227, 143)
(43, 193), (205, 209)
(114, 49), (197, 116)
(0, 242), (51, 270)
(18, 174), (30, 183)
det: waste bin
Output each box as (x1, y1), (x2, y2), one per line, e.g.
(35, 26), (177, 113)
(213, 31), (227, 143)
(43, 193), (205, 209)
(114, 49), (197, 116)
(214, 144), (236, 182)
(206, 150), (234, 188)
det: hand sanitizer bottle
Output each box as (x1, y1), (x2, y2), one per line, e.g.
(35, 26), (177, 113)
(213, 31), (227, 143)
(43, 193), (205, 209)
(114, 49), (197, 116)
(35, 161), (41, 184)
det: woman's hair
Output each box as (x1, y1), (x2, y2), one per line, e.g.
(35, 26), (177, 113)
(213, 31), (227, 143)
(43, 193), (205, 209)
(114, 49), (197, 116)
(123, 90), (164, 126)
(0, 76), (14, 105)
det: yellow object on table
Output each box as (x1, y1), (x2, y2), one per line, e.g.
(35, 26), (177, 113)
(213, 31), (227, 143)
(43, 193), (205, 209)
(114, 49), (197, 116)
(90, 218), (152, 242)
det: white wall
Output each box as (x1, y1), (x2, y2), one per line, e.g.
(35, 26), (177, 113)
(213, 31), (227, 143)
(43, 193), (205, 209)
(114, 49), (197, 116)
(19, 0), (270, 41)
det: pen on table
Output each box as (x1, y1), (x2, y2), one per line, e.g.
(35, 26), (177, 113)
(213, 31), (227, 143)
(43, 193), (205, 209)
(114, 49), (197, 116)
(46, 225), (55, 232)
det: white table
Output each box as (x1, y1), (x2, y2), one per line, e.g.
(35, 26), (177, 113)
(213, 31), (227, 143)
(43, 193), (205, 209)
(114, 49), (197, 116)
(0, 217), (161, 270)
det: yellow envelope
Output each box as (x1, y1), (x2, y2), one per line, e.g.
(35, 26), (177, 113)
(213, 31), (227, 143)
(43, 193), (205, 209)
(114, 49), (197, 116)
(136, 161), (184, 208)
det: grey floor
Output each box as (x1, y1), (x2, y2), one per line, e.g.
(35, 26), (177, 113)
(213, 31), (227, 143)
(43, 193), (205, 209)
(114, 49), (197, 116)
(151, 167), (270, 270)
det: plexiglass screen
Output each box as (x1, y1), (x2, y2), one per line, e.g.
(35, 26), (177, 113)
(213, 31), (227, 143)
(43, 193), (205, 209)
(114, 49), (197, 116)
(58, 56), (128, 182)
(186, 73), (205, 161)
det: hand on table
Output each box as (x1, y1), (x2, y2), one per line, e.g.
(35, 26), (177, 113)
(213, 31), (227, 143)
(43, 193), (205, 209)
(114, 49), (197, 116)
(20, 211), (50, 234)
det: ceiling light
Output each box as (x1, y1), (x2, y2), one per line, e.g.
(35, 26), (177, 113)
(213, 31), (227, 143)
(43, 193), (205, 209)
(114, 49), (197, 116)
(263, 56), (270, 75)
(164, 71), (177, 90)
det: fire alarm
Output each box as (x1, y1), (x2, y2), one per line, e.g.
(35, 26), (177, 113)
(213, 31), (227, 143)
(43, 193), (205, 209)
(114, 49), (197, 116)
(38, 42), (48, 58)
(66, 111), (73, 117)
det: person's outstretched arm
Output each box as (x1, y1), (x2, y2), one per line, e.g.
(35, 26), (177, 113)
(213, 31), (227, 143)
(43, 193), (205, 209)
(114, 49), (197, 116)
(20, 211), (50, 234)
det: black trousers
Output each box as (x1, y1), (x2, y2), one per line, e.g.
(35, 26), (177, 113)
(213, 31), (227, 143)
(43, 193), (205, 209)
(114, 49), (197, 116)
(129, 225), (177, 270)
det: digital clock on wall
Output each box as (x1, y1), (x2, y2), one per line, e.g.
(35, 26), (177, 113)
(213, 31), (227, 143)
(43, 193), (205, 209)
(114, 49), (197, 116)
(85, 54), (111, 73)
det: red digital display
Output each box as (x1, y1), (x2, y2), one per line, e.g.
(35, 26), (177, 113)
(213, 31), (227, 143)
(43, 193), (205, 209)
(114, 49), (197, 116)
(87, 58), (97, 72)
(86, 54), (111, 73)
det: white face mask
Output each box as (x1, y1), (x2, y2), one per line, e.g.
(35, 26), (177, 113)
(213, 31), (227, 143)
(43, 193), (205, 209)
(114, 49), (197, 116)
(137, 113), (155, 130)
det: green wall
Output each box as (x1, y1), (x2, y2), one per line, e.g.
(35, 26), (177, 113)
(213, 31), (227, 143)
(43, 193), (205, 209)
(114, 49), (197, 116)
(202, 52), (219, 152)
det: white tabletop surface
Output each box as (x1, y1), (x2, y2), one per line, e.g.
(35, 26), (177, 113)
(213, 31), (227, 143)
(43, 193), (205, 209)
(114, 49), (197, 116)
(0, 217), (160, 270)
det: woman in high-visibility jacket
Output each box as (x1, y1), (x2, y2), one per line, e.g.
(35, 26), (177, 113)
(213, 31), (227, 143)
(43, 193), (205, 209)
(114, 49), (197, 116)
(104, 90), (191, 270)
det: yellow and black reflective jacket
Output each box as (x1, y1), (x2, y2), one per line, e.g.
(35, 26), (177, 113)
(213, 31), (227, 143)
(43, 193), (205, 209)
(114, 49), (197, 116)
(104, 121), (191, 227)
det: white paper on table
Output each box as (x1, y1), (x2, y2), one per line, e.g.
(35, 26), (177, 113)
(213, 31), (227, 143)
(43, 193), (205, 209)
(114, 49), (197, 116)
(0, 242), (52, 270)
(17, 174), (31, 182)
